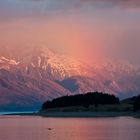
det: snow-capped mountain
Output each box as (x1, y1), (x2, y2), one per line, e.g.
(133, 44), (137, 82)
(0, 68), (71, 110)
(0, 46), (140, 110)
(0, 56), (19, 70)
(15, 47), (87, 80)
(0, 47), (85, 110)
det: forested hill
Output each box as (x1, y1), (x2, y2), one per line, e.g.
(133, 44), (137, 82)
(42, 92), (120, 110)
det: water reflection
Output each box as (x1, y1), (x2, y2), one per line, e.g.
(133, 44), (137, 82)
(0, 116), (140, 140)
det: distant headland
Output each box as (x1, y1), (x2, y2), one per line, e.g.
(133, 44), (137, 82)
(5, 92), (140, 117)
(38, 92), (140, 117)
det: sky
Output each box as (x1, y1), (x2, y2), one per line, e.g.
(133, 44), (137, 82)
(0, 0), (140, 65)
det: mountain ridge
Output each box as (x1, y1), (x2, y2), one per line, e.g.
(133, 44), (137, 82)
(0, 46), (140, 110)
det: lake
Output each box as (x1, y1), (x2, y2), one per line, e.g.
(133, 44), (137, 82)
(0, 116), (140, 140)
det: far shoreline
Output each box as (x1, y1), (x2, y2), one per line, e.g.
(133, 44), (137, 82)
(3, 111), (140, 118)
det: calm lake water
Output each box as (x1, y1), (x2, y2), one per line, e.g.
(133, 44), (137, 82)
(0, 116), (140, 140)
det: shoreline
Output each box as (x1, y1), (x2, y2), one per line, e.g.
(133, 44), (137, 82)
(3, 111), (140, 118)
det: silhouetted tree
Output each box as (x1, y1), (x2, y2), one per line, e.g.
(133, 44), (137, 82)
(42, 92), (120, 110)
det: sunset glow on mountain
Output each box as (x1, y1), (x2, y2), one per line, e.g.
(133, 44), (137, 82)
(0, 0), (140, 110)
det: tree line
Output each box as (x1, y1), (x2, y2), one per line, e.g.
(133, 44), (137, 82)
(42, 92), (120, 110)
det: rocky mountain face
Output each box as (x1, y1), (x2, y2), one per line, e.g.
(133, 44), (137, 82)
(0, 68), (71, 110)
(0, 46), (140, 110)
(16, 47), (87, 80)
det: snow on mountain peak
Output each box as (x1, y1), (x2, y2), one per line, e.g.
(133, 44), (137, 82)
(0, 56), (19, 70)
(20, 46), (86, 79)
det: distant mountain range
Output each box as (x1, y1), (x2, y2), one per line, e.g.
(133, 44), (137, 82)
(0, 46), (140, 110)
